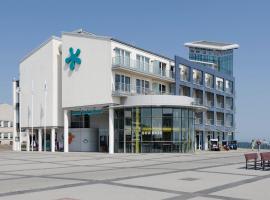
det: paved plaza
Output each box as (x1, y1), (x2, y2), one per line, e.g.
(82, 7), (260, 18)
(0, 149), (269, 200)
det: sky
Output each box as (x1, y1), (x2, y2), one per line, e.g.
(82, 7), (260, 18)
(0, 0), (269, 142)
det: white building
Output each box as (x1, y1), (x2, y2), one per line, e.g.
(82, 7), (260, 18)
(13, 29), (205, 153)
(0, 104), (13, 145)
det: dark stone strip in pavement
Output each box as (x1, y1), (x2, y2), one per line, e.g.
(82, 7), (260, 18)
(108, 161), (243, 182)
(0, 181), (96, 197)
(195, 169), (258, 177)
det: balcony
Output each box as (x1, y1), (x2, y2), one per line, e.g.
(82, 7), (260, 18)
(112, 82), (172, 96)
(112, 56), (175, 82)
(206, 119), (214, 125)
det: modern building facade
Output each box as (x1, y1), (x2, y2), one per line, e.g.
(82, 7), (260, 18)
(13, 30), (237, 153)
(0, 104), (13, 145)
(175, 41), (238, 150)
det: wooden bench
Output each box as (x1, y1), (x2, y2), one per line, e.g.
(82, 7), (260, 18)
(244, 153), (259, 170)
(260, 152), (270, 170)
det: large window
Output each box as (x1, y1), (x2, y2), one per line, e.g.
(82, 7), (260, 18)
(205, 73), (214, 88)
(114, 107), (195, 153)
(193, 69), (203, 85)
(115, 74), (130, 93)
(180, 65), (190, 82)
(70, 113), (90, 128)
(136, 55), (150, 72)
(114, 48), (130, 67)
(136, 79), (150, 94)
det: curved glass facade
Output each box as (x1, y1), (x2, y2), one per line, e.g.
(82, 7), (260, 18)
(114, 107), (195, 153)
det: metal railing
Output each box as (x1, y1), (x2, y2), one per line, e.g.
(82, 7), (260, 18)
(112, 56), (175, 80)
(112, 82), (173, 96)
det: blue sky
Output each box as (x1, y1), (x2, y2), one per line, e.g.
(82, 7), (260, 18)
(0, 0), (269, 141)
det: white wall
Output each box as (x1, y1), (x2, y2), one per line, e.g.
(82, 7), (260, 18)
(0, 104), (13, 121)
(20, 37), (63, 128)
(61, 33), (115, 108)
(69, 128), (98, 152)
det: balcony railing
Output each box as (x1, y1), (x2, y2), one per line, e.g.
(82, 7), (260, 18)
(206, 119), (214, 125)
(216, 119), (224, 126)
(112, 82), (173, 96)
(112, 56), (175, 80)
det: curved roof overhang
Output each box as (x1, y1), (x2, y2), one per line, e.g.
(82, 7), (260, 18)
(112, 95), (207, 111)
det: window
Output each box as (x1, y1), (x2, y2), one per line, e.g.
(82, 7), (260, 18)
(70, 113), (90, 128)
(193, 69), (203, 85)
(179, 65), (190, 82)
(216, 77), (224, 91)
(136, 79), (150, 94)
(153, 61), (166, 76)
(205, 73), (214, 88)
(136, 55), (150, 72)
(115, 74), (130, 93)
(152, 83), (166, 95)
(225, 80), (233, 94)
(114, 48), (130, 67)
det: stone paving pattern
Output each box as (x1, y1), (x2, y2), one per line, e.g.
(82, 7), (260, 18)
(0, 149), (269, 200)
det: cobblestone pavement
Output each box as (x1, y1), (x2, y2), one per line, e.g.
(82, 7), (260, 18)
(0, 149), (269, 200)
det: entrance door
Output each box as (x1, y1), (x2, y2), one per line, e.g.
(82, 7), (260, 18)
(99, 135), (108, 152)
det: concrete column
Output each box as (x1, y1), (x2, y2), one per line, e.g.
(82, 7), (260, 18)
(38, 129), (42, 152)
(12, 80), (18, 151)
(64, 110), (69, 153)
(51, 128), (55, 152)
(204, 132), (208, 150)
(26, 129), (30, 151)
(109, 107), (114, 154)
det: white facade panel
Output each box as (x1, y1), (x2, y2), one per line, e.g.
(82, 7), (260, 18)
(61, 34), (115, 108)
(19, 38), (62, 128)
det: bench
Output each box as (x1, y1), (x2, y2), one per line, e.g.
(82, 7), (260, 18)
(260, 152), (270, 170)
(244, 153), (259, 170)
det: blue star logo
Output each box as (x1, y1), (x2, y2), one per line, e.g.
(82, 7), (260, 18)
(65, 47), (81, 71)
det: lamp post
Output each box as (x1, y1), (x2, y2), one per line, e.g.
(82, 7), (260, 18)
(31, 80), (34, 152)
(44, 80), (47, 152)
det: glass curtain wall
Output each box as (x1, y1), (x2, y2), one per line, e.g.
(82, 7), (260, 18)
(114, 107), (195, 153)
